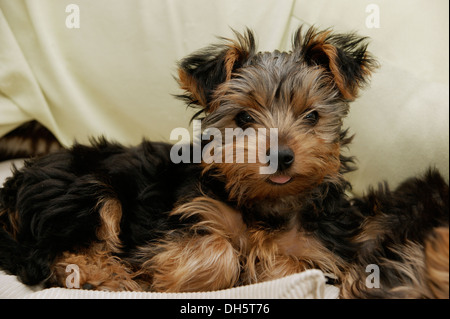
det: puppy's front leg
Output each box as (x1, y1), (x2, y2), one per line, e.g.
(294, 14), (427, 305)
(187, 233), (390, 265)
(139, 196), (246, 292)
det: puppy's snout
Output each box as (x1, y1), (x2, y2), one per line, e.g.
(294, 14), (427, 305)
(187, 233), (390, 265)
(267, 147), (295, 171)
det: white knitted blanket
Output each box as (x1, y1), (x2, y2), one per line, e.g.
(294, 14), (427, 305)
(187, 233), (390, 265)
(0, 270), (339, 299)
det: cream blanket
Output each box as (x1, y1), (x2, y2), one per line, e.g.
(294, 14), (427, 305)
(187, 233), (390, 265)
(0, 270), (339, 299)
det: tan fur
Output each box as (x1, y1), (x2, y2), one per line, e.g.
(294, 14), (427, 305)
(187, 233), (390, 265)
(49, 197), (134, 291)
(224, 46), (242, 81)
(96, 198), (123, 252)
(138, 197), (245, 292)
(276, 229), (347, 276)
(178, 69), (207, 107)
(51, 244), (141, 291)
(136, 196), (346, 291)
(144, 234), (241, 292)
(424, 227), (449, 299)
(242, 227), (347, 285)
(243, 229), (304, 283)
(322, 43), (355, 100)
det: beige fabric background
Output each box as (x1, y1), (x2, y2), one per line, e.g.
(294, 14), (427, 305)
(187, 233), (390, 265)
(0, 0), (448, 195)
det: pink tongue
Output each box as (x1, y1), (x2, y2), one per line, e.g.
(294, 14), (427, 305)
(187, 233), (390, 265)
(270, 175), (292, 184)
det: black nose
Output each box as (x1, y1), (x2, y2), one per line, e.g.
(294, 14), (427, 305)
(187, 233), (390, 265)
(277, 147), (295, 171)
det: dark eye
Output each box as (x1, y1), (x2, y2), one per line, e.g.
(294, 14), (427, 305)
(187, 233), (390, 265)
(304, 110), (319, 126)
(235, 111), (255, 128)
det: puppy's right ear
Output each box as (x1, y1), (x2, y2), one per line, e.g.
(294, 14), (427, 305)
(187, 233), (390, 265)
(177, 29), (256, 119)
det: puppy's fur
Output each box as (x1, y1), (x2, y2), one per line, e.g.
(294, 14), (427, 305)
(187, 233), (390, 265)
(0, 26), (448, 298)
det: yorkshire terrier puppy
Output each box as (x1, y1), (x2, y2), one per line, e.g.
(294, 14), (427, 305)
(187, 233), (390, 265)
(0, 26), (448, 298)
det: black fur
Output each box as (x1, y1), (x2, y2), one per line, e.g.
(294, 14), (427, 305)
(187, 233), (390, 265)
(0, 139), (202, 285)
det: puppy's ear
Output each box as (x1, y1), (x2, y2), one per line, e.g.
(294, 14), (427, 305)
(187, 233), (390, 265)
(294, 26), (378, 100)
(177, 29), (256, 118)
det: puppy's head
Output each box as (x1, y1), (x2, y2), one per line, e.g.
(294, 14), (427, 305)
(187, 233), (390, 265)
(177, 26), (377, 205)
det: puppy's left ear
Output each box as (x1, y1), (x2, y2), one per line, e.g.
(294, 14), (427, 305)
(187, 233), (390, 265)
(177, 29), (256, 118)
(294, 26), (378, 100)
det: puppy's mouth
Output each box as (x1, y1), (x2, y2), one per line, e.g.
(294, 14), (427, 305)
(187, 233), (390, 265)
(267, 174), (293, 185)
